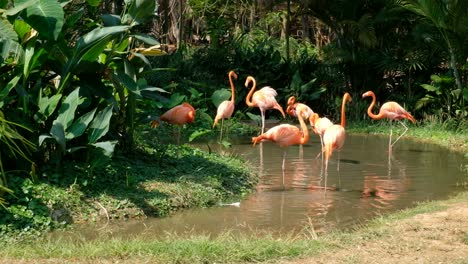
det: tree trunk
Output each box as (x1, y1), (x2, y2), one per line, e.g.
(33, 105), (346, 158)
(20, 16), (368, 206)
(285, 0), (290, 62)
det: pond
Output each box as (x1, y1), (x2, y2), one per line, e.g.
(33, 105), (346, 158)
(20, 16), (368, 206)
(55, 134), (467, 239)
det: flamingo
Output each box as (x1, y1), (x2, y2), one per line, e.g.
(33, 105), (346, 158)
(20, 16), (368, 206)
(309, 113), (333, 156)
(323, 92), (352, 171)
(150, 102), (196, 143)
(252, 107), (309, 186)
(286, 96), (314, 120)
(213, 70), (238, 141)
(362, 91), (416, 150)
(245, 76), (286, 134)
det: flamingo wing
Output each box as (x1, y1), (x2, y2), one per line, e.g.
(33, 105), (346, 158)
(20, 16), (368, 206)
(252, 87), (279, 108)
(314, 117), (333, 136)
(253, 124), (302, 147)
(381, 102), (416, 123)
(161, 103), (195, 125)
(213, 101), (234, 127)
(323, 125), (346, 159)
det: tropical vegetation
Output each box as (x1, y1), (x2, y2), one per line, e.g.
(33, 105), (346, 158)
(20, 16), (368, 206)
(0, 0), (466, 240)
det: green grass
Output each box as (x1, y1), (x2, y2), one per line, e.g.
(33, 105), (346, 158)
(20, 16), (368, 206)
(347, 120), (468, 154)
(1, 232), (327, 263)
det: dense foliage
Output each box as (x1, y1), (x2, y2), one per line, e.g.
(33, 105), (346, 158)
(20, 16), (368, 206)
(0, 0), (466, 234)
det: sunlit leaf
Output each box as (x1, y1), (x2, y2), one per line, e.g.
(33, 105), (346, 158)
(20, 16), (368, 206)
(56, 87), (80, 130)
(122, 0), (156, 26)
(23, 0), (64, 40)
(131, 33), (160, 45)
(66, 108), (97, 140)
(189, 129), (211, 142)
(88, 105), (113, 144)
(76, 25), (130, 51)
(37, 91), (62, 121)
(91, 140), (118, 157)
(50, 120), (66, 152)
(0, 18), (18, 42)
(4, 0), (38, 16)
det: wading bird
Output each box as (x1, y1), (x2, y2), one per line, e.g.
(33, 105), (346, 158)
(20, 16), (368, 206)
(286, 96), (314, 119)
(309, 113), (333, 155)
(362, 91), (416, 150)
(252, 108), (309, 186)
(150, 102), (196, 143)
(245, 76), (286, 134)
(323, 92), (352, 171)
(213, 70), (238, 141)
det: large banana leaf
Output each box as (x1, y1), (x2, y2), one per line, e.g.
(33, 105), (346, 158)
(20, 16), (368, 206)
(36, 90), (62, 123)
(122, 0), (156, 26)
(0, 18), (17, 41)
(20, 0), (64, 41)
(65, 108), (97, 140)
(88, 105), (113, 144)
(56, 87), (81, 131)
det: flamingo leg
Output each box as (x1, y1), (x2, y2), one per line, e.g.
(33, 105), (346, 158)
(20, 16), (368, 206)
(261, 110), (266, 134)
(388, 125), (393, 152)
(282, 149), (287, 188)
(391, 120), (408, 147)
(315, 136), (325, 160)
(337, 151), (341, 171)
(176, 126), (181, 144)
(324, 159), (328, 193)
(219, 118), (224, 142)
(225, 119), (230, 140)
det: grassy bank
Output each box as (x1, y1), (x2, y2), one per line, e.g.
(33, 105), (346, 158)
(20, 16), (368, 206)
(1, 121), (467, 263)
(1, 193), (467, 263)
(0, 130), (258, 243)
(347, 121), (468, 154)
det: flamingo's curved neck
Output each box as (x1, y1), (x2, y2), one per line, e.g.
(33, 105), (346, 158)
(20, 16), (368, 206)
(340, 93), (351, 128)
(228, 71), (236, 102)
(245, 76), (256, 107)
(298, 110), (309, 144)
(366, 92), (385, 120)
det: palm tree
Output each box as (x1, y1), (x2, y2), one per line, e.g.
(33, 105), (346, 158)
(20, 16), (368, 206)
(401, 0), (467, 109)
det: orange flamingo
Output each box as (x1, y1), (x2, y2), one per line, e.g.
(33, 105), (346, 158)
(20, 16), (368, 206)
(323, 92), (352, 171)
(362, 91), (416, 149)
(286, 96), (314, 119)
(150, 102), (196, 143)
(213, 70), (238, 141)
(252, 108), (309, 181)
(309, 113), (333, 155)
(245, 76), (286, 134)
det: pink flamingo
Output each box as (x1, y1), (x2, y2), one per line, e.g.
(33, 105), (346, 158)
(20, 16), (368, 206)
(252, 107), (309, 186)
(245, 76), (286, 134)
(286, 96), (314, 120)
(213, 70), (238, 141)
(309, 113), (333, 154)
(362, 90), (416, 150)
(323, 92), (352, 171)
(151, 102), (196, 143)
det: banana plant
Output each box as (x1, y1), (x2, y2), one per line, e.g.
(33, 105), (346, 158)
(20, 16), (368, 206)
(38, 87), (116, 151)
(1, 0), (166, 178)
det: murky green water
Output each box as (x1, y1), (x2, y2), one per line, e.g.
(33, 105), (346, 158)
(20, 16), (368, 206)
(53, 134), (467, 239)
